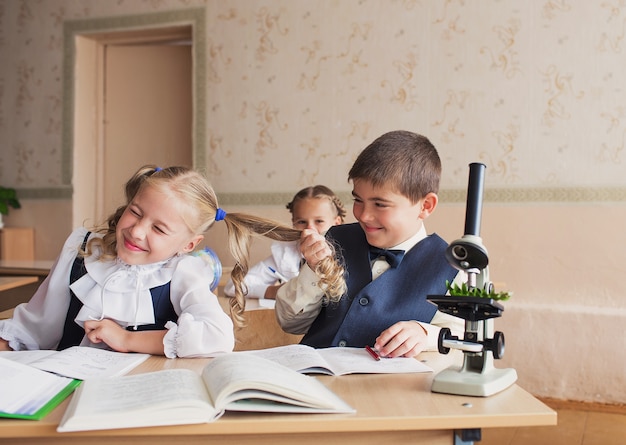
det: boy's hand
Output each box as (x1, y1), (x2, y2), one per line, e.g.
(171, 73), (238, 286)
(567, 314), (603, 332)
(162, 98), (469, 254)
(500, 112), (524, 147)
(0, 338), (12, 351)
(374, 321), (429, 358)
(84, 319), (130, 352)
(300, 229), (331, 268)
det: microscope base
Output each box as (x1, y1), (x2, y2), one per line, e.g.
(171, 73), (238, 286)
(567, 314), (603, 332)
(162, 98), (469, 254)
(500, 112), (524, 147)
(431, 366), (518, 397)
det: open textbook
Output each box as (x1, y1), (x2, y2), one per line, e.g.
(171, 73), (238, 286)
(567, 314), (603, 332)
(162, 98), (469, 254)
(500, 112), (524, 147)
(0, 346), (150, 380)
(57, 353), (354, 432)
(0, 357), (81, 420)
(243, 344), (433, 375)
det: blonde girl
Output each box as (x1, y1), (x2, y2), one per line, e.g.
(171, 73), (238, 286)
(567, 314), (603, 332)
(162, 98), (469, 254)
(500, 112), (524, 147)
(0, 166), (345, 357)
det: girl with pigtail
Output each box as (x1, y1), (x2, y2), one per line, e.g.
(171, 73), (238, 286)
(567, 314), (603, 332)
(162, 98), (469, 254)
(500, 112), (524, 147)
(0, 165), (346, 358)
(223, 185), (347, 306)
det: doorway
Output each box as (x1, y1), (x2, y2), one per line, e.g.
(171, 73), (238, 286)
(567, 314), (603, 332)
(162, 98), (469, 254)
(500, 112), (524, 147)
(102, 40), (193, 215)
(73, 26), (192, 227)
(66, 9), (207, 230)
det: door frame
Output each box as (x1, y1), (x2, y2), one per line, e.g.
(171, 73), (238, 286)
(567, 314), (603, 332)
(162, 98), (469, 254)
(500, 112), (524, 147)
(63, 8), (206, 228)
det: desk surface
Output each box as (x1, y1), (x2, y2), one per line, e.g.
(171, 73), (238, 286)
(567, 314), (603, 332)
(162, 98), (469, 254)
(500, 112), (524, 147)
(0, 260), (54, 276)
(0, 276), (38, 293)
(0, 351), (556, 445)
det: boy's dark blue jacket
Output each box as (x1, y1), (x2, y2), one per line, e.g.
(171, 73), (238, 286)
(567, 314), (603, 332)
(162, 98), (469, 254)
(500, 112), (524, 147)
(301, 223), (457, 348)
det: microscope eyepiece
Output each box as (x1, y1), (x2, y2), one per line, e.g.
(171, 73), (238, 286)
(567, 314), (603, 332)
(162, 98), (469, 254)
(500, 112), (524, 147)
(445, 237), (489, 271)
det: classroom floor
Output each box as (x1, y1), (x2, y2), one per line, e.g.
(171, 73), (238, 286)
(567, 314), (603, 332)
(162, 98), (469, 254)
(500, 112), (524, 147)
(479, 399), (626, 445)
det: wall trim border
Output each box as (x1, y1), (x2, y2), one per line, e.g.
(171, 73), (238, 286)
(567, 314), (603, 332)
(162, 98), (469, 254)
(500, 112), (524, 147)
(18, 186), (626, 204)
(214, 187), (626, 206)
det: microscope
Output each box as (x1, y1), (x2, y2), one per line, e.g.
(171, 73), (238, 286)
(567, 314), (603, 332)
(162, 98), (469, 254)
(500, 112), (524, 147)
(427, 163), (517, 397)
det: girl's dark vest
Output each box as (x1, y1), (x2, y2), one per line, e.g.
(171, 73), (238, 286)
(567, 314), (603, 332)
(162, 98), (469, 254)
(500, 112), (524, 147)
(301, 223), (457, 349)
(57, 233), (178, 350)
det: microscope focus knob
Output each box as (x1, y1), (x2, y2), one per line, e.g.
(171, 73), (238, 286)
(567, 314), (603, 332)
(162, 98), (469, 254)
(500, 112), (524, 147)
(488, 331), (506, 359)
(437, 328), (453, 354)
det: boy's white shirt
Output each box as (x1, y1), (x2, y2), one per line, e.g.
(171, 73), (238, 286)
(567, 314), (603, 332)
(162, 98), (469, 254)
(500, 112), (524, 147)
(275, 224), (465, 351)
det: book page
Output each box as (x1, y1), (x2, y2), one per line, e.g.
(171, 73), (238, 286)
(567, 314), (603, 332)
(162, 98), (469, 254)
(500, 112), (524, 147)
(201, 353), (354, 412)
(242, 344), (334, 374)
(57, 369), (217, 432)
(317, 347), (433, 374)
(75, 369), (210, 413)
(0, 349), (57, 365)
(1, 347), (149, 380)
(29, 347), (150, 379)
(241, 344), (433, 375)
(0, 357), (74, 415)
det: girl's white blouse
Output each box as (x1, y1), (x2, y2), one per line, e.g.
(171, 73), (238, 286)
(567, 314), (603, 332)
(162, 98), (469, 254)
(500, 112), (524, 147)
(223, 240), (302, 299)
(0, 227), (234, 357)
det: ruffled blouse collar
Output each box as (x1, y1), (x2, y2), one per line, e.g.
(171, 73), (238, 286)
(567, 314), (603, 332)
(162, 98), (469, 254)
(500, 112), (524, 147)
(69, 254), (180, 329)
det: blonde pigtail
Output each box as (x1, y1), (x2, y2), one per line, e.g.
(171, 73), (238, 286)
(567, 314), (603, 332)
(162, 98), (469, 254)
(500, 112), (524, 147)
(228, 261), (248, 328)
(314, 256), (347, 303)
(222, 212), (300, 328)
(221, 212), (347, 326)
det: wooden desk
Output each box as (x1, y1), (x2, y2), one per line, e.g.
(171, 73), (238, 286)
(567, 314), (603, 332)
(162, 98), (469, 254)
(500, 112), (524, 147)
(0, 308), (13, 319)
(0, 276), (38, 292)
(0, 352), (556, 444)
(0, 261), (49, 311)
(0, 260), (54, 277)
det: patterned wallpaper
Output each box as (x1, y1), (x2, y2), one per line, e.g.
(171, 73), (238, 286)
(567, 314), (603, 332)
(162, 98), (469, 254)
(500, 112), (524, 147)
(1, 0), (626, 203)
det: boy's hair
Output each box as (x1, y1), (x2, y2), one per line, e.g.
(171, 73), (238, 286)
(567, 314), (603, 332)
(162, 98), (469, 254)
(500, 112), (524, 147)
(348, 130), (442, 204)
(286, 185), (347, 223)
(86, 165), (346, 327)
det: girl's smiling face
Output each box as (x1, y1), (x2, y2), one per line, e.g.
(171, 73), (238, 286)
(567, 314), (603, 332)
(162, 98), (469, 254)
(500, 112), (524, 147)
(116, 185), (202, 265)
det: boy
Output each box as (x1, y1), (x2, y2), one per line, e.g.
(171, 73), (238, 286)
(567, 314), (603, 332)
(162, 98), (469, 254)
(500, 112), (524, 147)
(275, 130), (464, 358)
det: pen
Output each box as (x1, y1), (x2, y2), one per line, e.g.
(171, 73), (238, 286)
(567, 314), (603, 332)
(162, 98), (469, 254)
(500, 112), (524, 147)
(268, 267), (289, 283)
(365, 345), (380, 361)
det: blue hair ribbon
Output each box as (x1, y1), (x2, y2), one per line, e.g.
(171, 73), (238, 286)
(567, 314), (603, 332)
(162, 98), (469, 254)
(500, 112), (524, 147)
(215, 208), (226, 221)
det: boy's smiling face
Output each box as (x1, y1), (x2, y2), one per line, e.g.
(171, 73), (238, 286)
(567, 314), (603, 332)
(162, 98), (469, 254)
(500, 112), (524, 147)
(351, 179), (427, 249)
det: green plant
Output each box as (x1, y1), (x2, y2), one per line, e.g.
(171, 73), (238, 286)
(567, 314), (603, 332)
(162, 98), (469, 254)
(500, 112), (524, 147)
(0, 186), (21, 216)
(446, 280), (512, 301)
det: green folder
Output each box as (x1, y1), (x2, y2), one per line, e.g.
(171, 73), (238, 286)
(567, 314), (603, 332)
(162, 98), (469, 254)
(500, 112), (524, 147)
(0, 379), (82, 420)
